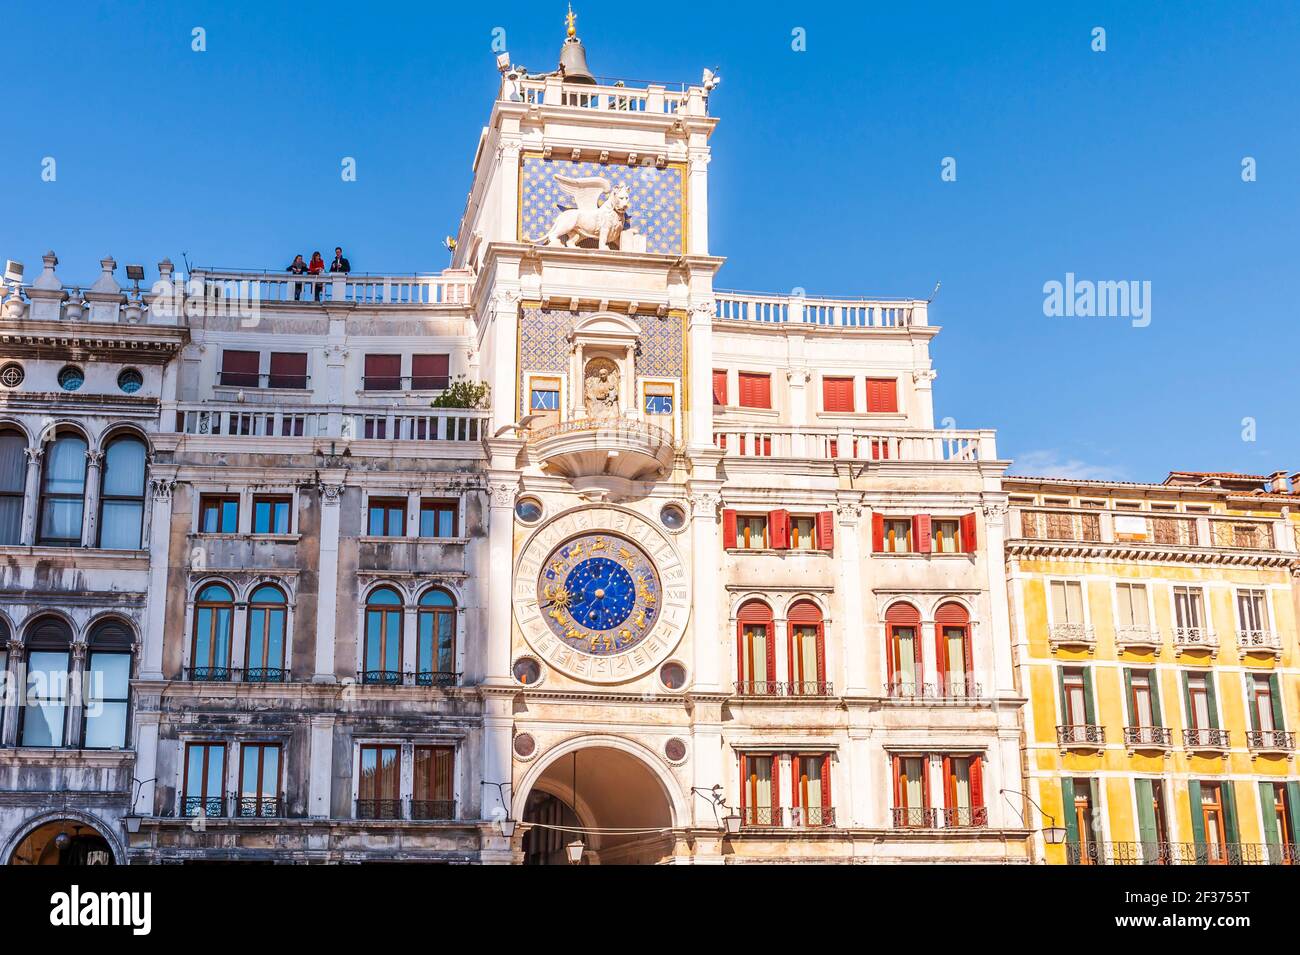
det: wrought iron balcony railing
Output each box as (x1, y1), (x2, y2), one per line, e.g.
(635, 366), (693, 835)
(1183, 727), (1231, 751)
(1123, 725), (1173, 750)
(739, 806), (783, 828)
(234, 796), (283, 818)
(352, 798), (457, 821)
(734, 680), (833, 698)
(356, 670), (463, 687)
(885, 680), (983, 700)
(1056, 724), (1106, 748)
(892, 807), (937, 829)
(942, 806), (989, 828)
(409, 799), (457, 821)
(181, 796), (226, 818)
(1246, 729), (1295, 753)
(185, 666), (287, 683)
(1068, 840), (1300, 866)
(354, 799), (404, 820)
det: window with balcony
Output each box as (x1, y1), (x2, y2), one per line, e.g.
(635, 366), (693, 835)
(198, 494), (239, 534)
(892, 755), (931, 828)
(219, 349), (260, 387)
(1246, 673), (1288, 751)
(792, 754), (832, 827)
(363, 354), (402, 391)
(942, 755), (985, 827)
(736, 600), (775, 695)
(821, 376), (854, 412)
(739, 753), (777, 827)
(419, 499), (457, 538)
(38, 431), (87, 546)
(363, 588), (403, 685)
(417, 588), (456, 686)
(411, 353), (450, 391)
(21, 616), (72, 747)
(886, 602), (922, 697)
(787, 600), (826, 696)
(191, 582), (234, 681)
(1063, 778), (1100, 864)
(83, 619), (132, 749)
(267, 351), (308, 390)
(1131, 778), (1172, 864)
(412, 746), (454, 819)
(1236, 588), (1273, 651)
(183, 741), (226, 817)
(1124, 668), (1169, 749)
(1173, 586), (1210, 649)
(0, 429), (25, 545)
(1182, 671), (1225, 749)
(238, 742), (282, 817)
(98, 435), (146, 549)
(737, 372), (771, 409)
(711, 369), (727, 406)
(246, 584), (287, 682)
(865, 377), (898, 413)
(1058, 666), (1101, 747)
(936, 602), (975, 697)
(252, 495), (292, 534)
(1114, 582), (1152, 643)
(1261, 781), (1299, 864)
(367, 497), (406, 537)
(1190, 780), (1239, 864)
(357, 744), (401, 818)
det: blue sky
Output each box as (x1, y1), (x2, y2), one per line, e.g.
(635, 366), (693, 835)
(2, 1), (1297, 483)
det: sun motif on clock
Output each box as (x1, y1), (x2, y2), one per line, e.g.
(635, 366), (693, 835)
(536, 532), (662, 656)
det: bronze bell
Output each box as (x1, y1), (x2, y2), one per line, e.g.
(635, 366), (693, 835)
(558, 37), (596, 84)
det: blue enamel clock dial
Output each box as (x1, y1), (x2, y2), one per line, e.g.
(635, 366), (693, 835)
(537, 533), (661, 655)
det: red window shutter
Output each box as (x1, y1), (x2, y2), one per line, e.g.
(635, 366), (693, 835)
(712, 370), (728, 406)
(816, 510), (834, 552)
(942, 755), (953, 808)
(892, 754), (902, 806)
(768, 509), (790, 549)
(722, 508), (737, 549)
(221, 349), (260, 387)
(739, 372), (771, 409)
(872, 512), (885, 552)
(822, 377), (853, 412)
(970, 755), (984, 809)
(960, 512), (978, 552)
(913, 514), (932, 553)
(412, 353), (450, 389)
(268, 351), (307, 388)
(866, 378), (898, 413)
(828, 440), (838, 458)
(364, 354), (401, 390)
(821, 753), (832, 808)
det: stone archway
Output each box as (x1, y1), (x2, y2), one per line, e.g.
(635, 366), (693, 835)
(516, 738), (683, 865)
(6, 812), (122, 866)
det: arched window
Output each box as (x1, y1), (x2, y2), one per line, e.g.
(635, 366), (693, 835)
(84, 618), (133, 749)
(21, 615), (73, 746)
(886, 602), (922, 698)
(736, 600), (775, 696)
(364, 587), (403, 685)
(935, 602), (973, 699)
(98, 435), (147, 550)
(787, 600), (825, 696)
(191, 583), (234, 681)
(38, 431), (88, 546)
(417, 588), (456, 687)
(246, 585), (287, 683)
(0, 429), (27, 545)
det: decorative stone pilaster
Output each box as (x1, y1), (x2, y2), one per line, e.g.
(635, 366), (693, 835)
(81, 449), (104, 547)
(835, 500), (868, 694)
(686, 480), (724, 692)
(20, 446), (42, 545)
(313, 478), (345, 682)
(140, 476), (177, 680)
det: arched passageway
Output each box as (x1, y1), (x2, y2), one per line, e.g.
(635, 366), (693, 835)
(8, 819), (116, 865)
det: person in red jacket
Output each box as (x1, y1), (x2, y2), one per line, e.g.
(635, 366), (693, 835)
(307, 251), (326, 301)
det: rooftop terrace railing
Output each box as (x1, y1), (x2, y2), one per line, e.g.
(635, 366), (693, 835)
(191, 269), (472, 307)
(713, 426), (993, 462)
(174, 402), (489, 443)
(513, 76), (705, 115)
(714, 291), (926, 328)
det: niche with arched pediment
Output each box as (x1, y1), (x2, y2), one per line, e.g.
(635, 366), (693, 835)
(566, 313), (641, 422)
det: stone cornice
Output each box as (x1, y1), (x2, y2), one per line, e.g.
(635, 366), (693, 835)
(1005, 538), (1296, 568)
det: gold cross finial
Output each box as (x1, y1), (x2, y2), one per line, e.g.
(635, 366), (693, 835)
(566, 5), (577, 39)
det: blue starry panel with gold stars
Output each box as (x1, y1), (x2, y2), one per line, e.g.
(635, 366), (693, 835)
(536, 532), (662, 656)
(520, 156), (685, 255)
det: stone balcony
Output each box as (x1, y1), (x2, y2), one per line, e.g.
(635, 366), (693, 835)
(530, 416), (675, 482)
(1236, 628), (1283, 659)
(1173, 627), (1218, 657)
(1048, 623), (1096, 653)
(1114, 626), (1162, 654)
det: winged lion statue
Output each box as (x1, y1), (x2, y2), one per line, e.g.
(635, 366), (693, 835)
(539, 175), (631, 251)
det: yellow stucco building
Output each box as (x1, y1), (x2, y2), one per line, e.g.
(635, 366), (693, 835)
(1005, 471), (1299, 864)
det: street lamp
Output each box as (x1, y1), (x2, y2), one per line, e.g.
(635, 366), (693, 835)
(692, 784), (742, 837)
(566, 839), (585, 865)
(723, 811), (742, 836)
(1001, 788), (1067, 844)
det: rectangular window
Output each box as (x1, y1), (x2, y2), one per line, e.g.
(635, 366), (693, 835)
(1250, 674), (1276, 732)
(866, 377), (898, 413)
(883, 518), (911, 553)
(1050, 580), (1085, 624)
(198, 494), (239, 534)
(1200, 782), (1227, 862)
(358, 744), (401, 818)
(737, 515), (768, 549)
(412, 353), (450, 391)
(822, 377), (854, 412)
(790, 515), (817, 550)
(367, 498), (407, 537)
(1173, 587), (1204, 630)
(1071, 779), (1097, 863)
(711, 369), (728, 406)
(219, 350), (260, 388)
(183, 741), (226, 817)
(412, 746), (455, 819)
(943, 755), (984, 827)
(738, 372), (772, 409)
(740, 753), (776, 826)
(252, 495), (292, 535)
(893, 755), (930, 827)
(22, 651), (69, 746)
(1187, 674), (1212, 729)
(238, 742), (281, 817)
(267, 352), (308, 389)
(419, 499), (458, 538)
(1062, 668), (1088, 727)
(1115, 583), (1149, 628)
(793, 754), (831, 826)
(1129, 670), (1155, 727)
(1237, 589), (1268, 633)
(83, 651), (130, 749)
(932, 519), (960, 553)
(363, 354), (402, 391)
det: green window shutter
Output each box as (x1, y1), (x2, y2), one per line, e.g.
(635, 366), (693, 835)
(1205, 673), (1220, 729)
(1287, 783), (1300, 847)
(1083, 669), (1097, 725)
(1246, 676), (1261, 732)
(1222, 781), (1240, 845)
(1269, 673), (1284, 731)
(1135, 779), (1158, 854)
(1259, 781), (1281, 844)
(1087, 779), (1101, 842)
(1061, 778), (1079, 849)
(1188, 780), (1206, 853)
(1123, 668), (1134, 724)
(1181, 671), (1192, 728)
(1149, 671), (1163, 725)
(1057, 667), (1069, 724)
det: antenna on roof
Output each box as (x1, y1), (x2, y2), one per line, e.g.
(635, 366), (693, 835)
(928, 281), (941, 303)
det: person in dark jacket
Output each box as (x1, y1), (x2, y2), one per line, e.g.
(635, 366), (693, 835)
(287, 254), (308, 300)
(308, 251), (326, 301)
(329, 247), (351, 274)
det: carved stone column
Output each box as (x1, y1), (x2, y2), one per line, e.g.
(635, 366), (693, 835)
(66, 640), (89, 749)
(20, 446), (42, 546)
(80, 449), (104, 546)
(313, 478), (344, 682)
(140, 476), (177, 680)
(912, 368), (937, 429)
(1, 637), (22, 746)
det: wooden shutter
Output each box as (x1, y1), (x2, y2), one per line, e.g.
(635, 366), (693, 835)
(970, 755), (984, 810)
(1135, 779), (1158, 849)
(822, 377), (853, 412)
(712, 370), (728, 406)
(935, 602), (972, 673)
(412, 353), (450, 389)
(768, 509), (790, 549)
(1269, 673), (1285, 730)
(1259, 781), (1281, 850)
(1083, 668), (1097, 725)
(1060, 778), (1079, 846)
(1123, 668), (1134, 724)
(364, 354), (401, 390)
(1057, 666), (1070, 724)
(913, 514), (932, 553)
(816, 511), (834, 553)
(722, 509), (737, 549)
(738, 372), (771, 409)
(1222, 782), (1240, 843)
(220, 349), (260, 387)
(1187, 781), (1206, 853)
(866, 377), (898, 413)
(268, 351), (307, 388)
(872, 512), (884, 552)
(960, 512), (978, 552)
(1149, 671), (1163, 726)
(1205, 673), (1220, 729)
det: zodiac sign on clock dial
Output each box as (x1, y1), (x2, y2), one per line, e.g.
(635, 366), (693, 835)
(537, 532), (661, 655)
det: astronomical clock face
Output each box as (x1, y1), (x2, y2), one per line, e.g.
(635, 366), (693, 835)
(513, 506), (690, 684)
(538, 533), (661, 655)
